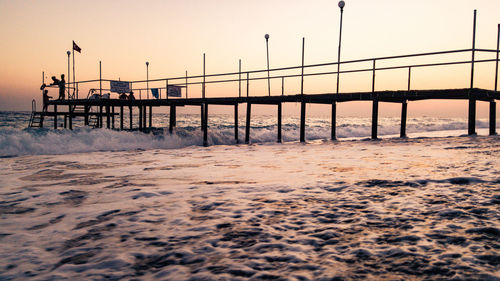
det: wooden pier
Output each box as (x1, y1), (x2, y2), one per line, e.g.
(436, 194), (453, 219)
(31, 87), (499, 146)
(31, 18), (500, 146)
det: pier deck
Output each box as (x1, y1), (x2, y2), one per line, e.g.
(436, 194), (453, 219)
(33, 87), (499, 146)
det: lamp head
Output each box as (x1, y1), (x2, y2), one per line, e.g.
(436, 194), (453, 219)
(265, 34), (270, 40)
(67, 51), (71, 56)
(146, 61), (149, 66)
(338, 0), (345, 9)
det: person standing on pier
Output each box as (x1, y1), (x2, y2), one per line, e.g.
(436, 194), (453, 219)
(58, 74), (66, 100)
(42, 90), (52, 112)
(49, 74), (66, 100)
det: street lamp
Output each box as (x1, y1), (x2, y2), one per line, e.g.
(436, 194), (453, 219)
(265, 34), (271, 96)
(66, 51), (71, 98)
(146, 61), (149, 99)
(336, 0), (345, 95)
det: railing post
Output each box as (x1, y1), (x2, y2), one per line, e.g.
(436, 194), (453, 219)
(246, 72), (249, 97)
(301, 37), (305, 96)
(166, 79), (169, 100)
(185, 71), (188, 99)
(371, 59), (378, 140)
(281, 76), (284, 96)
(468, 9), (477, 135)
(99, 61), (102, 96)
(238, 59), (241, 98)
(203, 53), (206, 99)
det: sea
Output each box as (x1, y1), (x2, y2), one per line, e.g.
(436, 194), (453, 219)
(0, 111), (499, 280)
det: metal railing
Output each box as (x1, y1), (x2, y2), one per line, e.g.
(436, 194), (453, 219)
(52, 47), (499, 101)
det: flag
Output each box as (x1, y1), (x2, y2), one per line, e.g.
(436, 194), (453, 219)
(151, 88), (159, 99)
(73, 41), (81, 53)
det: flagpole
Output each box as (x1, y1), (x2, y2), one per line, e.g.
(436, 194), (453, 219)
(72, 42), (75, 99)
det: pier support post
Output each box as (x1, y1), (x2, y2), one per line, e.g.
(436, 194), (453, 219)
(371, 98), (379, 140)
(129, 106), (133, 129)
(106, 106), (110, 129)
(99, 106), (103, 128)
(120, 106), (124, 130)
(490, 101), (497, 135)
(245, 103), (251, 144)
(331, 102), (336, 140)
(200, 104), (205, 131)
(143, 105), (147, 129)
(149, 106), (152, 128)
(300, 101), (306, 143)
(173, 106), (176, 127)
(139, 106), (143, 131)
(277, 102), (282, 143)
(400, 100), (408, 138)
(64, 115), (67, 129)
(234, 104), (239, 143)
(169, 106), (175, 133)
(468, 97), (476, 135)
(112, 106), (115, 129)
(54, 105), (57, 129)
(203, 103), (208, 146)
(84, 106), (89, 126)
(69, 106), (73, 130)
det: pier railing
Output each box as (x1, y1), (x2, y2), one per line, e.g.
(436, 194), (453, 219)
(58, 47), (498, 101)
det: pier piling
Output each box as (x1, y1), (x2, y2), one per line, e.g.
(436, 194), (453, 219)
(277, 102), (282, 143)
(234, 104), (239, 143)
(129, 106), (133, 129)
(120, 106), (124, 130)
(106, 106), (110, 129)
(331, 102), (336, 140)
(490, 101), (497, 135)
(54, 105), (57, 129)
(203, 103), (208, 146)
(139, 106), (143, 130)
(300, 101), (306, 142)
(245, 103), (251, 144)
(169, 106), (175, 133)
(401, 100), (408, 138)
(149, 106), (152, 128)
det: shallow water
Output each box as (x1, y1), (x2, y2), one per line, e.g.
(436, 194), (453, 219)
(1, 135), (499, 280)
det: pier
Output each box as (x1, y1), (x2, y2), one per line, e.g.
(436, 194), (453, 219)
(31, 19), (500, 146)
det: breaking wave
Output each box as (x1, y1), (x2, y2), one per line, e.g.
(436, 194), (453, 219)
(0, 113), (495, 157)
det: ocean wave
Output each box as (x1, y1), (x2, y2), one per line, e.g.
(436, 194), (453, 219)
(0, 115), (495, 156)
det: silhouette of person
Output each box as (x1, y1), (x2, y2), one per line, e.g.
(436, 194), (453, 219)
(128, 91), (136, 100)
(119, 92), (128, 100)
(43, 90), (52, 111)
(59, 74), (66, 100)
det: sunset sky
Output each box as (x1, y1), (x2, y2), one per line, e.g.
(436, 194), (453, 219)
(1, 0), (499, 117)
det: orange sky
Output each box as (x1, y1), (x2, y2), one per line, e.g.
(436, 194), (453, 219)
(0, 0), (499, 118)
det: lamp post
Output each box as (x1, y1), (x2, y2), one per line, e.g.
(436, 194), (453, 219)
(265, 33), (271, 96)
(146, 61), (149, 99)
(66, 51), (71, 98)
(332, 0), (345, 140)
(336, 0), (345, 95)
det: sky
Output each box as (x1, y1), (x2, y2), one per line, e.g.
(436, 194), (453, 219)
(0, 0), (499, 118)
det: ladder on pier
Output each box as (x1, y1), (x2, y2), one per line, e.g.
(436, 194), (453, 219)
(28, 100), (43, 128)
(87, 106), (99, 128)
